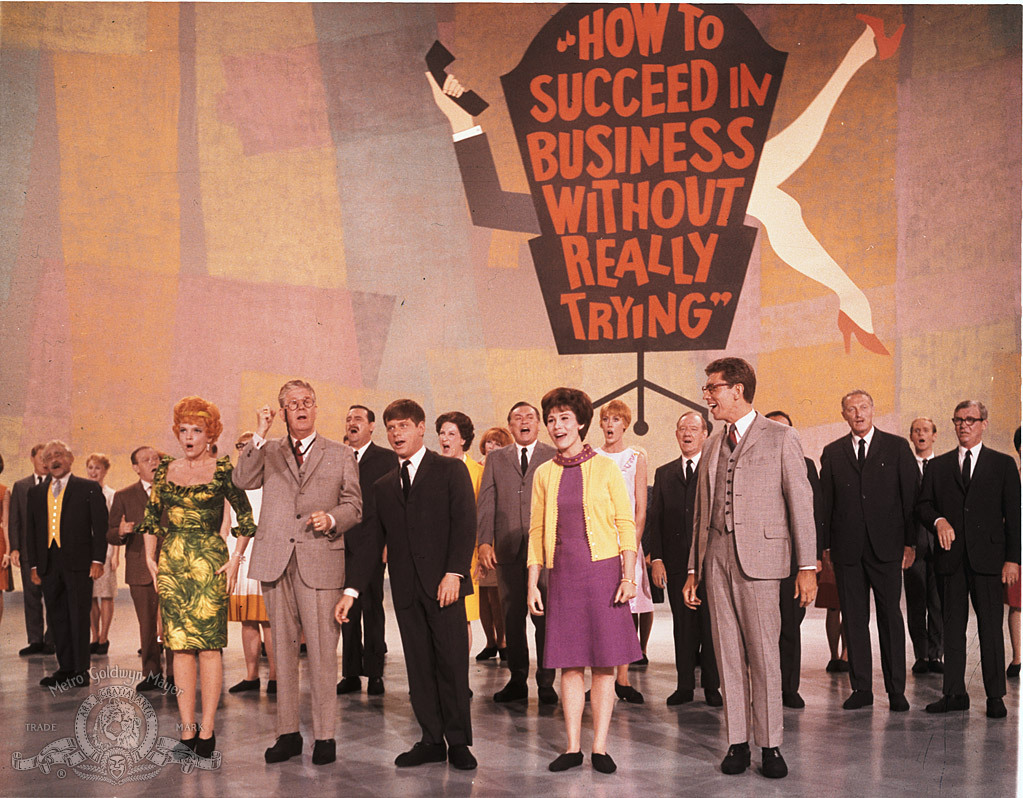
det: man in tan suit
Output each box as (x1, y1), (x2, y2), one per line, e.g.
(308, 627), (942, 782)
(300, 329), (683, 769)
(107, 446), (172, 691)
(233, 379), (362, 767)
(684, 358), (816, 779)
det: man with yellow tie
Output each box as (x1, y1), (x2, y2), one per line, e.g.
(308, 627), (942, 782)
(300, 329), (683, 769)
(26, 440), (108, 689)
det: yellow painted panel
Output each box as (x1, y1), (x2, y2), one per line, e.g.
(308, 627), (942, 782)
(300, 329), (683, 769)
(486, 230), (531, 270)
(194, 2), (318, 53)
(483, 348), (584, 425)
(0, 416), (24, 467)
(1, 2), (148, 54)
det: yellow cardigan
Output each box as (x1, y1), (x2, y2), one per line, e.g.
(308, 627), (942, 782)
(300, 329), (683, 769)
(527, 452), (637, 569)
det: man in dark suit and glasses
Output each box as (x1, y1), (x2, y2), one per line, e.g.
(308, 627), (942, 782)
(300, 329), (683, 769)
(338, 404), (397, 696)
(25, 440), (108, 688)
(337, 399), (478, 770)
(649, 411), (721, 707)
(820, 390), (917, 712)
(918, 400), (1020, 719)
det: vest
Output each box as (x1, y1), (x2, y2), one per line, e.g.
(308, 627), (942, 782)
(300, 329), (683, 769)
(47, 480), (65, 547)
(711, 431), (739, 534)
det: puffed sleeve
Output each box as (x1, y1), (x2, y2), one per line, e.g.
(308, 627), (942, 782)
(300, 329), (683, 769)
(136, 456), (171, 537)
(219, 458), (255, 537)
(527, 462), (550, 568)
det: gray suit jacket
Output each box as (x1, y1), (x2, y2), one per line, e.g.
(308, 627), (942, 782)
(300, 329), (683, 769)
(476, 442), (555, 564)
(689, 412), (816, 581)
(8, 474), (37, 556)
(233, 434), (361, 589)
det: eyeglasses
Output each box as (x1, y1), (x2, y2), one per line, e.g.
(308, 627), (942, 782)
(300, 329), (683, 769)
(701, 382), (731, 394)
(951, 417), (983, 427)
(284, 398), (316, 411)
(235, 442), (248, 450)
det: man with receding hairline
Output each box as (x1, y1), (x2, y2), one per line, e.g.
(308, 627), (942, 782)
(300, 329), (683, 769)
(9, 443), (54, 656)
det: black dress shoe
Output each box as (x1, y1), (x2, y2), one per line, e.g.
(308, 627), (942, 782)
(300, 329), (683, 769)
(175, 736), (197, 754)
(312, 739), (336, 765)
(394, 741), (446, 767)
(195, 733), (216, 759)
(591, 752), (616, 773)
(926, 694), (970, 713)
(929, 660), (944, 674)
(228, 678), (260, 693)
(835, 659), (849, 672)
(720, 742), (750, 775)
(265, 732), (303, 763)
(761, 747), (788, 779)
(367, 677), (385, 696)
(498, 647), (507, 662)
(826, 658), (841, 673)
(336, 677), (361, 694)
(40, 670), (71, 687)
(19, 643), (45, 656)
(95, 641), (109, 655)
(475, 645), (499, 661)
(89, 641), (99, 654)
(549, 752), (583, 771)
(615, 683), (644, 704)
(447, 744), (477, 770)
(137, 675), (161, 692)
(986, 697), (1007, 718)
(843, 690), (873, 710)
(704, 688), (723, 707)
(266, 680), (277, 694)
(42, 643), (56, 655)
(912, 659), (929, 675)
(667, 689), (694, 706)
(782, 691), (804, 709)
(629, 655), (649, 670)
(1007, 663), (1021, 679)
(889, 693), (910, 712)
(494, 680), (528, 703)
(537, 685), (559, 705)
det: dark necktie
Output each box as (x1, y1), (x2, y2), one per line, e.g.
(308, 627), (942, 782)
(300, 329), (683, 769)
(293, 439), (305, 466)
(354, 448), (360, 463)
(920, 458), (929, 479)
(520, 447), (529, 476)
(685, 459), (694, 482)
(401, 460), (411, 498)
(857, 437), (866, 467)
(727, 424), (738, 451)
(961, 450), (971, 490)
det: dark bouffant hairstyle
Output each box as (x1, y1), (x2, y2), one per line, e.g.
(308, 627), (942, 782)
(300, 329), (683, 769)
(435, 411), (475, 452)
(383, 399), (426, 426)
(541, 387), (594, 440)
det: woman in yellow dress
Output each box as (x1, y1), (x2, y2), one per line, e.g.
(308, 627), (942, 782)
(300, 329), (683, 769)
(140, 397), (255, 758)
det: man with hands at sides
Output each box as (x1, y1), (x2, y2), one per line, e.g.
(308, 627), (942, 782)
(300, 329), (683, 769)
(233, 380), (362, 767)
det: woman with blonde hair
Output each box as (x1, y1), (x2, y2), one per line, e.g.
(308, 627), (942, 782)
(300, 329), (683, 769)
(86, 453), (118, 655)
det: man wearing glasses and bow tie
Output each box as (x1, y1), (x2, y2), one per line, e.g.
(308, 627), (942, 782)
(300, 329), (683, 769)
(917, 400), (1020, 719)
(234, 379), (362, 766)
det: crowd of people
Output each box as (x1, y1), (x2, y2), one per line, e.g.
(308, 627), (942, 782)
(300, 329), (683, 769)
(1, 360), (1019, 780)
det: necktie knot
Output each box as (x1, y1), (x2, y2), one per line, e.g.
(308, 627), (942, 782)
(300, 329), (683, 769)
(727, 424), (738, 451)
(51, 479), (61, 498)
(685, 459), (694, 482)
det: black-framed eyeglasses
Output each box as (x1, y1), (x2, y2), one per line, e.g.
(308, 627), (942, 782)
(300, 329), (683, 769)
(284, 398), (316, 411)
(235, 442), (247, 450)
(701, 382), (731, 394)
(951, 417), (983, 427)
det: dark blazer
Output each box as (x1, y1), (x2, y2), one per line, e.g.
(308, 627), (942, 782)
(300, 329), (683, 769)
(804, 458), (826, 561)
(345, 441), (399, 561)
(916, 445), (1021, 576)
(820, 429), (918, 565)
(351, 449), (476, 610)
(25, 475), (108, 575)
(107, 481), (157, 585)
(648, 456), (700, 575)
(476, 441), (556, 563)
(8, 474), (41, 555)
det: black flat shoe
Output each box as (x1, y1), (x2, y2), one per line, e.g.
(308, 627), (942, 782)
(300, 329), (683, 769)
(229, 678), (260, 693)
(266, 680), (277, 694)
(265, 732), (303, 763)
(1008, 663), (1021, 679)
(782, 691), (804, 709)
(395, 741), (446, 767)
(549, 752), (583, 772)
(537, 686), (559, 705)
(761, 747), (788, 779)
(667, 689), (693, 706)
(475, 645), (499, 661)
(843, 690), (873, 710)
(312, 739), (336, 765)
(89, 642), (99, 654)
(195, 733), (215, 759)
(447, 744), (477, 770)
(704, 688), (723, 707)
(367, 677), (384, 696)
(928, 660), (944, 674)
(591, 752), (616, 773)
(614, 683), (644, 704)
(911, 659), (929, 675)
(720, 742), (750, 775)
(336, 677), (361, 694)
(493, 680), (528, 703)
(926, 694), (969, 713)
(95, 641), (109, 655)
(174, 737), (197, 757)
(987, 697), (1007, 718)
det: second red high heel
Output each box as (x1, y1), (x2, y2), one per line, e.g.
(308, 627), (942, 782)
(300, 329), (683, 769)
(857, 13), (905, 61)
(838, 311), (890, 356)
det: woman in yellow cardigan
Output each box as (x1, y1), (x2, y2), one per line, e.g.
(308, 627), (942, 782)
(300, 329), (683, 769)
(526, 388), (639, 774)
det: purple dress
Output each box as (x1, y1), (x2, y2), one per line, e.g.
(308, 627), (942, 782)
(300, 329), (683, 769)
(544, 446), (643, 669)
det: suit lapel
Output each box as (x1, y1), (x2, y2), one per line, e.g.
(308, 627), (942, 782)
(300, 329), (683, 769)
(704, 433), (722, 498)
(864, 430), (884, 468)
(842, 434), (859, 472)
(281, 438), (301, 484)
(736, 414), (766, 457)
(301, 437), (324, 485)
(673, 458), (686, 487)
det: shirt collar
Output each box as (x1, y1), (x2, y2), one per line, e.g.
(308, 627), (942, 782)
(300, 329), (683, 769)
(403, 445), (427, 472)
(354, 441), (372, 460)
(141, 479), (152, 492)
(851, 426), (876, 449)
(732, 409), (757, 439)
(518, 440), (538, 459)
(291, 432), (316, 453)
(682, 451), (702, 468)
(958, 442), (983, 461)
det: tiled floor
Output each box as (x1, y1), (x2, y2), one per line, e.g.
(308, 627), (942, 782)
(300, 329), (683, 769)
(0, 588), (1017, 797)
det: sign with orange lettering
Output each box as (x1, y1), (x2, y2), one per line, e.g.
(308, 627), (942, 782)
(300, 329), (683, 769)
(501, 3), (785, 353)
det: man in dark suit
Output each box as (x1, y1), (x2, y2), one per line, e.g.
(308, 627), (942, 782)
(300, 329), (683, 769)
(8, 443), (54, 656)
(25, 440), (107, 688)
(906, 417), (943, 675)
(764, 410), (826, 710)
(476, 401), (556, 705)
(107, 446), (173, 691)
(337, 399), (478, 771)
(918, 400), (1020, 719)
(337, 404), (397, 696)
(820, 390), (917, 712)
(650, 411), (721, 707)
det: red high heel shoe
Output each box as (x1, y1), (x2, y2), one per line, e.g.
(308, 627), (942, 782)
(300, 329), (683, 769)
(838, 311), (890, 355)
(857, 13), (905, 61)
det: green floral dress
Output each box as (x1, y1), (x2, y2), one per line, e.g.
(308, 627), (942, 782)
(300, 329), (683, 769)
(138, 456), (255, 650)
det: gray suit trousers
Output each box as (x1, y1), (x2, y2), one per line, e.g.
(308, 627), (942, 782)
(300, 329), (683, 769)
(263, 552), (341, 740)
(705, 527), (783, 748)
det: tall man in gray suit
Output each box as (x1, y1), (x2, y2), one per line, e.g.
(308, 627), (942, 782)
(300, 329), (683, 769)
(9, 443), (54, 656)
(476, 401), (557, 705)
(684, 358), (817, 780)
(234, 379), (362, 767)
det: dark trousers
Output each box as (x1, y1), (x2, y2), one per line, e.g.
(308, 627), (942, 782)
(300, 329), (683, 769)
(942, 556), (1005, 698)
(666, 572), (718, 690)
(778, 573), (805, 694)
(129, 582), (172, 679)
(19, 564), (52, 645)
(341, 560), (386, 679)
(834, 547), (906, 695)
(394, 578), (472, 746)
(496, 556), (554, 688)
(40, 560), (93, 674)
(904, 555), (943, 661)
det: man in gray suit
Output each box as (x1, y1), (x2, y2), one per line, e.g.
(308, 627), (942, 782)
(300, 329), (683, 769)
(9, 444), (54, 656)
(684, 358), (816, 780)
(233, 379), (362, 767)
(476, 401), (557, 705)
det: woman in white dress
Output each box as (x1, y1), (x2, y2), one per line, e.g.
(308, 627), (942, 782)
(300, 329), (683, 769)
(597, 400), (650, 703)
(86, 453), (118, 655)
